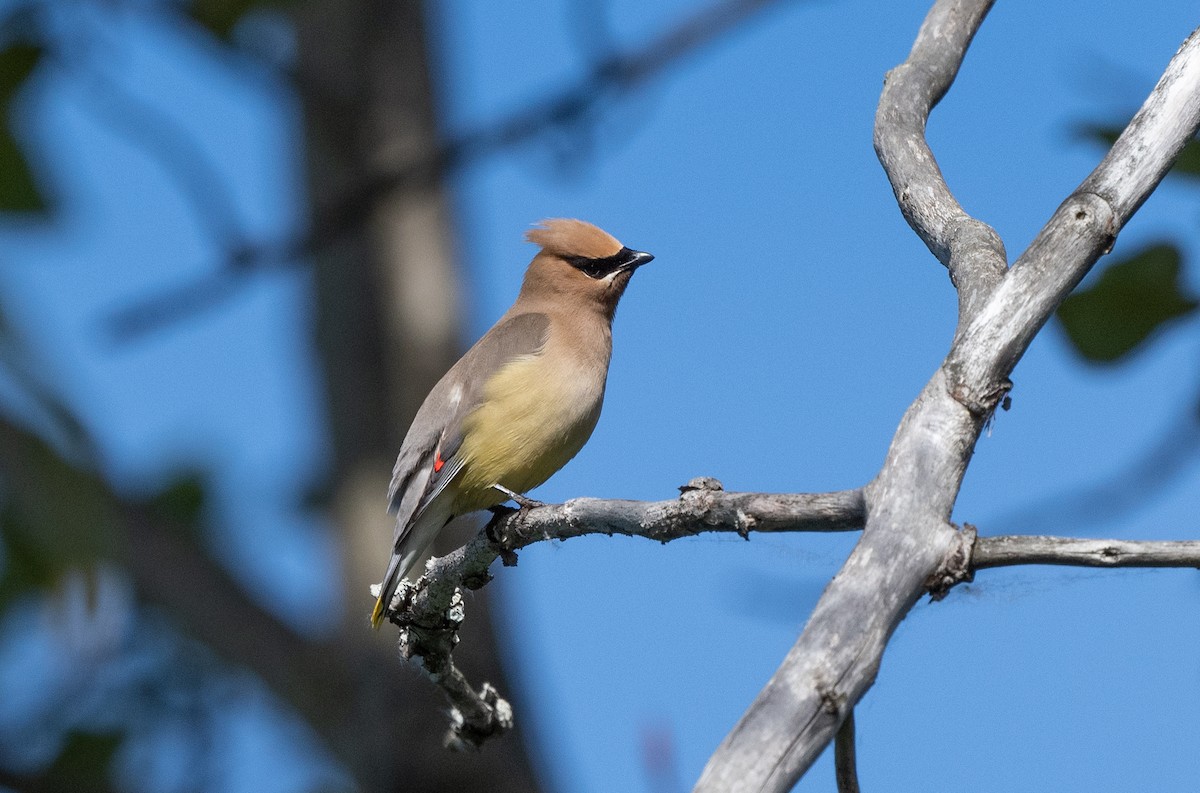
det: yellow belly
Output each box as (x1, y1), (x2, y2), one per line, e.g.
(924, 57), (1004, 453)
(453, 354), (604, 514)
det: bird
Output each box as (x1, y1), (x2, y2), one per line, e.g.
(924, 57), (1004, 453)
(371, 219), (654, 627)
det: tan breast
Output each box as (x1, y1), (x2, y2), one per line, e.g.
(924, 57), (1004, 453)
(453, 319), (610, 513)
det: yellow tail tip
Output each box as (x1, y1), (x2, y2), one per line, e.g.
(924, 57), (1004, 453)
(370, 597), (385, 629)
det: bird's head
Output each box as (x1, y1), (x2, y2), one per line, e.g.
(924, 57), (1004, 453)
(521, 219), (654, 317)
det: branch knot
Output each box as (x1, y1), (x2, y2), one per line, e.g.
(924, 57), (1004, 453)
(925, 523), (977, 601)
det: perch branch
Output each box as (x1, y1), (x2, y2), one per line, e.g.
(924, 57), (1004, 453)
(383, 479), (866, 747)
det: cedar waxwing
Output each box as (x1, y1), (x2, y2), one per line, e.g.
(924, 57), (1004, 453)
(371, 219), (653, 627)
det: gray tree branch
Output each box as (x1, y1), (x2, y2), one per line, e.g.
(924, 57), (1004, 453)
(696, 4), (1200, 791)
(397, 496), (1200, 753)
(974, 535), (1200, 571)
(873, 0), (1006, 329)
(944, 25), (1200, 408)
(927, 529), (1200, 596)
(382, 479), (867, 746)
(497, 480), (867, 545)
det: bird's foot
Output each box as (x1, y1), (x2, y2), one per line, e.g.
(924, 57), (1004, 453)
(485, 504), (516, 542)
(491, 483), (545, 510)
(485, 504), (521, 567)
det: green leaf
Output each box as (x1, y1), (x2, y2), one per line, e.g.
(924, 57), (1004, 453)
(189, 0), (255, 38)
(0, 43), (42, 102)
(0, 126), (45, 211)
(147, 474), (208, 526)
(1173, 137), (1200, 178)
(0, 42), (47, 212)
(0, 419), (118, 585)
(1056, 244), (1198, 363)
(188, 0), (292, 39)
(0, 509), (57, 608)
(44, 730), (123, 793)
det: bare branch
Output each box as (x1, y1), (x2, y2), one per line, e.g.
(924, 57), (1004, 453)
(926, 532), (1200, 596)
(1080, 32), (1200, 224)
(383, 480), (866, 744)
(394, 587), (514, 751)
(945, 25), (1200, 411)
(696, 5), (999, 790)
(874, 0), (1006, 327)
(696, 11), (1200, 793)
(834, 709), (861, 793)
(973, 535), (1200, 570)
(501, 480), (866, 546)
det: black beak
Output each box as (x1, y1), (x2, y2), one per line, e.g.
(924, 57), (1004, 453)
(622, 249), (654, 271)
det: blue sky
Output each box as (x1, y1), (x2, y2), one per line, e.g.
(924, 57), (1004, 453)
(2, 0), (1200, 791)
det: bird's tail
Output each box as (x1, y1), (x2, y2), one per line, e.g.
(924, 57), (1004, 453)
(370, 595), (387, 629)
(370, 498), (454, 628)
(371, 553), (407, 629)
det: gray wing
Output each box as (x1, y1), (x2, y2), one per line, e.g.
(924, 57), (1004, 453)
(386, 311), (550, 545)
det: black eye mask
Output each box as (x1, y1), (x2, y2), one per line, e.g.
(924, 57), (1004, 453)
(566, 247), (654, 279)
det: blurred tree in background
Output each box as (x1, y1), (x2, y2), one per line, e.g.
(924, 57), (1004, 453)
(0, 0), (540, 790)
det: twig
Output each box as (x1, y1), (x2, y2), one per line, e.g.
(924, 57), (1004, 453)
(973, 536), (1200, 570)
(924, 532), (1200, 596)
(499, 480), (866, 546)
(394, 587), (514, 750)
(834, 709), (861, 793)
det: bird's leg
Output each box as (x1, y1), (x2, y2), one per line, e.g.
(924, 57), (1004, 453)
(491, 483), (545, 510)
